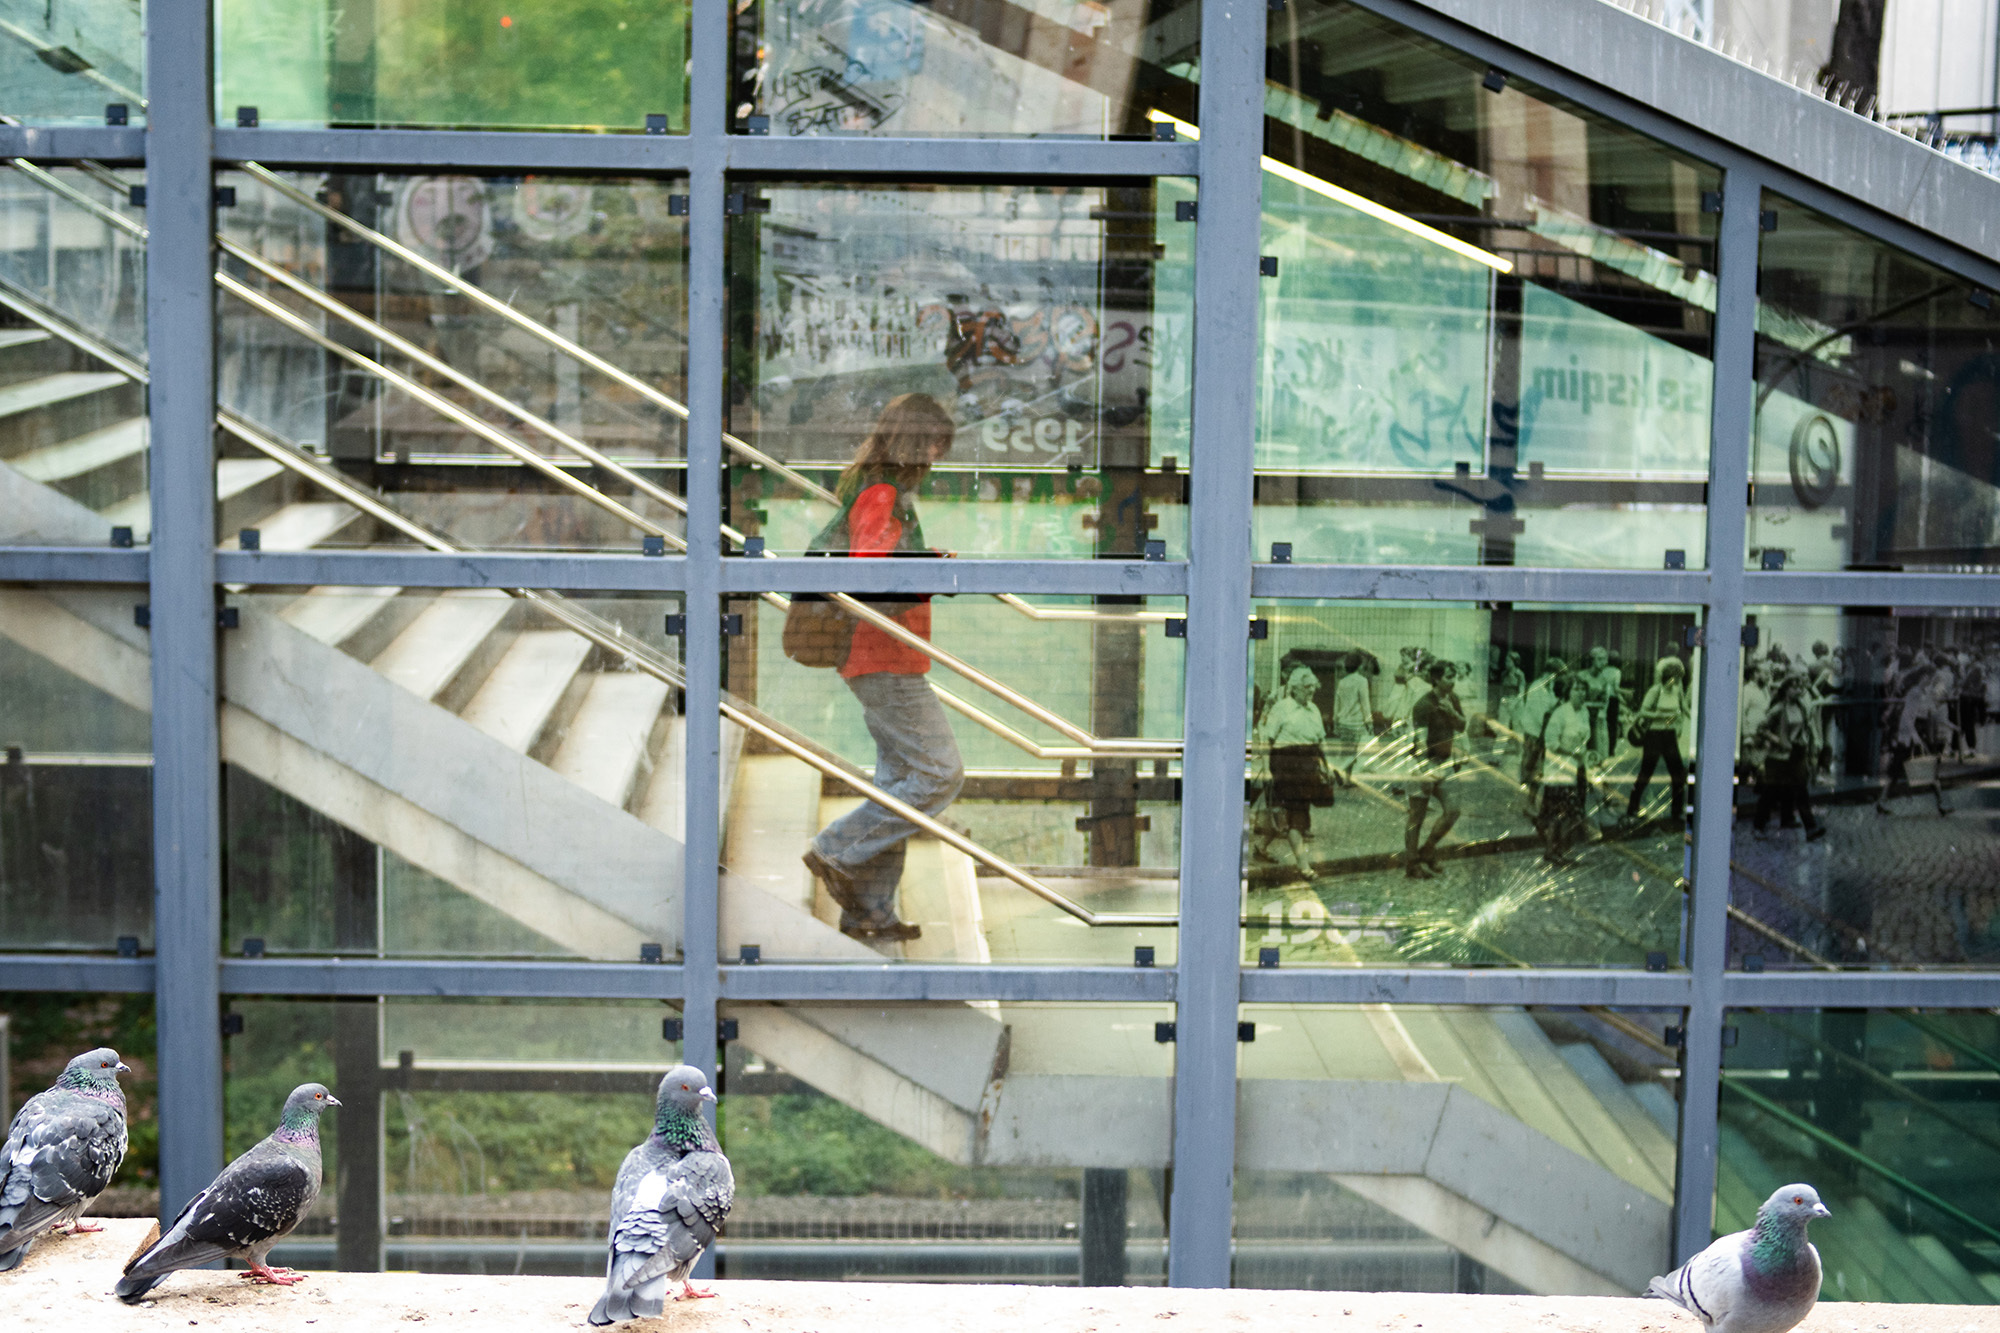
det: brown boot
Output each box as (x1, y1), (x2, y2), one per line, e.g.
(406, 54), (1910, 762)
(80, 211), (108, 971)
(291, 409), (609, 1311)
(803, 848), (864, 914)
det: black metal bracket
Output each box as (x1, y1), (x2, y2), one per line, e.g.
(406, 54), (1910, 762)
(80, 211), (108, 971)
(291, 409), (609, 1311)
(239, 528), (261, 552)
(1270, 542), (1293, 564)
(1663, 549), (1685, 570)
(662, 1017), (683, 1042)
(1144, 539), (1166, 561)
(1482, 67), (1508, 93)
(105, 103), (128, 126)
(742, 115), (770, 136)
(1700, 190), (1724, 215)
(1164, 618), (1187, 639)
(1760, 548), (1787, 570)
(1249, 619), (1270, 640)
(1258, 947), (1280, 968)
(214, 186), (237, 208)
(1238, 1022), (1257, 1043)
(1175, 200), (1198, 222)
(718, 1018), (740, 1043)
(127, 185), (146, 207)
(217, 606), (240, 630)
(1133, 946), (1155, 968)
(1645, 951), (1669, 972)
(742, 536), (766, 557)
(1259, 256), (1279, 278)
(639, 942), (665, 963)
(738, 944), (762, 965)
(722, 613), (744, 637)
(221, 1012), (244, 1037)
(642, 535), (666, 556)
(116, 936), (140, 958)
(241, 937), (265, 958)
(1759, 209), (1779, 232)
(1741, 625), (1761, 648)
(664, 614), (685, 636)
(1683, 625), (1704, 648)
(1154, 1021), (1176, 1044)
(133, 604), (149, 629)
(645, 113), (670, 134)
(725, 193), (771, 216)
(235, 105), (258, 128)
(110, 526), (134, 548)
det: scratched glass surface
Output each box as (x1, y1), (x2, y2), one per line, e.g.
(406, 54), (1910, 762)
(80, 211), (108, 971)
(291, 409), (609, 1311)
(0, 0), (146, 126)
(1745, 194), (2000, 573)
(1253, 1), (1720, 569)
(1242, 599), (1702, 970)
(725, 181), (1193, 560)
(731, 0), (1198, 139)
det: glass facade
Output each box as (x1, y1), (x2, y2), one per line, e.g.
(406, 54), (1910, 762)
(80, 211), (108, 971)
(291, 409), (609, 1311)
(1, 0), (1997, 1308)
(215, 1), (692, 132)
(1246, 600), (1698, 968)
(1254, 2), (1719, 568)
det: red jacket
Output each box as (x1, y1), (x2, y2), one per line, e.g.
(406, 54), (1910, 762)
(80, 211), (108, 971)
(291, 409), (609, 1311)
(839, 482), (932, 678)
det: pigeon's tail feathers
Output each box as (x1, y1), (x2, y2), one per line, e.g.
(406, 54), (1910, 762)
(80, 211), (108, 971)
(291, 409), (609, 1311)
(589, 1272), (666, 1325)
(120, 1235), (232, 1285)
(1645, 1272), (1688, 1306)
(113, 1272), (164, 1303)
(0, 1239), (26, 1271)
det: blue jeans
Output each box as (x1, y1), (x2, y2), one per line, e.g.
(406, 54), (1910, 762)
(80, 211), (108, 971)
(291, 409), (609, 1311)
(811, 671), (965, 928)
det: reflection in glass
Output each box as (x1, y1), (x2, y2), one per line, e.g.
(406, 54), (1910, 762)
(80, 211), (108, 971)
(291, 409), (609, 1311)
(731, 0), (1198, 139)
(1245, 601), (1698, 968)
(1255, 1), (1718, 568)
(0, 162), (149, 543)
(718, 1002), (1171, 1283)
(1748, 194), (2000, 572)
(216, 168), (690, 553)
(726, 181), (1194, 559)
(229, 998), (684, 1274)
(1237, 1003), (1678, 1292)
(722, 592), (1182, 964)
(1729, 607), (2000, 969)
(223, 589), (684, 961)
(0, 0), (145, 125)
(0, 585), (151, 951)
(216, 0), (689, 132)
(1721, 1009), (2000, 1303)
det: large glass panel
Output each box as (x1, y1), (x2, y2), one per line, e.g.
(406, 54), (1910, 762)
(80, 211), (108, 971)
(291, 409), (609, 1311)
(0, 162), (149, 545)
(1236, 1003), (1679, 1293)
(725, 180), (1194, 560)
(1245, 600), (1701, 968)
(0, 1), (145, 126)
(1255, 2), (1719, 568)
(0, 992), (157, 1217)
(718, 1002), (1171, 1283)
(216, 168), (689, 554)
(216, 1), (690, 133)
(227, 998), (684, 1274)
(0, 584), (150, 951)
(720, 591), (1182, 965)
(222, 589), (683, 962)
(1721, 1008), (2000, 1303)
(731, 1), (1198, 139)
(1729, 606), (2000, 969)
(1749, 192), (2000, 572)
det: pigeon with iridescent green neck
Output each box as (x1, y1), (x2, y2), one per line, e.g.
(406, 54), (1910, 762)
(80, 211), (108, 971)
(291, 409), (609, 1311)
(588, 1064), (734, 1324)
(115, 1083), (341, 1303)
(0, 1047), (130, 1271)
(1645, 1183), (1829, 1332)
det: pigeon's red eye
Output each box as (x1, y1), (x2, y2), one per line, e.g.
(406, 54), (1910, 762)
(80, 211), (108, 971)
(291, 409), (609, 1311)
(1792, 1195), (1802, 1203)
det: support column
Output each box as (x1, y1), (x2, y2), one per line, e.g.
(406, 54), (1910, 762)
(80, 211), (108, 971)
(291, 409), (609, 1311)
(679, 0), (728, 1284)
(146, 0), (224, 1222)
(1080, 1167), (1130, 1286)
(331, 1002), (383, 1272)
(1674, 162), (1761, 1265)
(1167, 0), (1265, 1291)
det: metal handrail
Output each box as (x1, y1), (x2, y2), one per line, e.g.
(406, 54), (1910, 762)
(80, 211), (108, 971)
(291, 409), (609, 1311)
(0, 21), (145, 109)
(233, 161), (839, 506)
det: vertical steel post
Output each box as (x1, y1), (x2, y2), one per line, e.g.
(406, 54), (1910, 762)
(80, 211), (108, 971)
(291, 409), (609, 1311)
(1674, 163), (1761, 1265)
(1167, 0), (1265, 1290)
(679, 0), (728, 1192)
(145, 0), (224, 1222)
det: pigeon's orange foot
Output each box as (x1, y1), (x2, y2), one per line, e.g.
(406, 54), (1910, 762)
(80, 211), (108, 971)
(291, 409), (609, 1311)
(57, 1219), (105, 1234)
(242, 1264), (306, 1285)
(677, 1283), (718, 1301)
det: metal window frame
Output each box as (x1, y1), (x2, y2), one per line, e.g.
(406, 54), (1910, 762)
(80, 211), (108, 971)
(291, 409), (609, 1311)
(0, 0), (1997, 1291)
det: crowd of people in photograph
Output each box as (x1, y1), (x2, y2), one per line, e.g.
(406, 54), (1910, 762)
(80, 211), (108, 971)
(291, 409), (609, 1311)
(1249, 640), (1695, 882)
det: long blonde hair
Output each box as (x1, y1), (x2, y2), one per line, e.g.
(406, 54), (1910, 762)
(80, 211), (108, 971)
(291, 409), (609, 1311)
(837, 393), (955, 502)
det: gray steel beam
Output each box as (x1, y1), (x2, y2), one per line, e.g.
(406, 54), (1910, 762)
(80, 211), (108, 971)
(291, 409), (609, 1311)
(0, 125), (145, 161)
(721, 557), (1187, 597)
(207, 128), (1196, 180)
(678, 0), (727, 1133)
(1672, 162), (1762, 1268)
(145, 0), (224, 1224)
(719, 965), (1178, 1003)
(219, 959), (686, 999)
(0, 955), (154, 992)
(1252, 565), (1710, 605)
(727, 136), (1197, 178)
(213, 128), (694, 174)
(215, 550), (688, 592)
(1741, 571), (2000, 609)
(1725, 973), (2000, 1008)
(0, 547), (148, 583)
(1168, 0), (1265, 1291)
(1240, 968), (1691, 1007)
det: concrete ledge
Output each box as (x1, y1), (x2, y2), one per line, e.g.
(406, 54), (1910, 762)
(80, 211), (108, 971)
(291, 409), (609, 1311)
(4, 1220), (1997, 1332)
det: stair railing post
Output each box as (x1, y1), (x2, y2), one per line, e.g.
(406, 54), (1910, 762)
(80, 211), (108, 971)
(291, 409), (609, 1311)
(145, 0), (226, 1225)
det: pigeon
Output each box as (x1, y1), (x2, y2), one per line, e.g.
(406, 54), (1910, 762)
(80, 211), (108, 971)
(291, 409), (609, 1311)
(1645, 1182), (1830, 1332)
(0, 1047), (130, 1271)
(588, 1063), (734, 1324)
(114, 1083), (341, 1303)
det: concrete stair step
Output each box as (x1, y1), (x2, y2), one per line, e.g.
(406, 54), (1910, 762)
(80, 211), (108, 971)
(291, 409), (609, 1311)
(460, 629), (594, 753)
(279, 586), (404, 649)
(0, 370), (126, 420)
(220, 500), (363, 551)
(548, 671), (672, 809)
(369, 591), (513, 704)
(8, 416), (146, 485)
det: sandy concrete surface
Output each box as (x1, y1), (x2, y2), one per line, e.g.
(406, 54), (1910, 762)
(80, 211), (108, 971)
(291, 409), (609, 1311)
(3, 1219), (1995, 1333)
